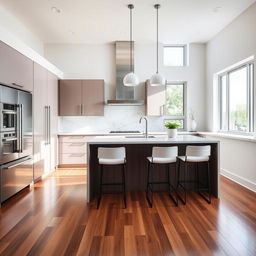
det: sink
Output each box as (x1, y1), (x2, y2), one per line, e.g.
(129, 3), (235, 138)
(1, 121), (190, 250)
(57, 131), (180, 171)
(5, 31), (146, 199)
(125, 135), (155, 138)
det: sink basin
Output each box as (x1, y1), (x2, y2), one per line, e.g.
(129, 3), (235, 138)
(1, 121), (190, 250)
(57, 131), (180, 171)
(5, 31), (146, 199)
(125, 135), (155, 138)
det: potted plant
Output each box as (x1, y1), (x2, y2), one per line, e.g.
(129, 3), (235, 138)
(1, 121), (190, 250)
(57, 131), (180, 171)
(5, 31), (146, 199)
(165, 121), (180, 138)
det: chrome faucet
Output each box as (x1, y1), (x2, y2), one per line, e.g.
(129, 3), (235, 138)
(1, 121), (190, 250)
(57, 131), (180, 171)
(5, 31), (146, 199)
(139, 116), (148, 138)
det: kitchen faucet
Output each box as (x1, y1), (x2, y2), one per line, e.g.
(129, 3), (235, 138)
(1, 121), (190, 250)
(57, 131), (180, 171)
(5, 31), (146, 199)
(139, 116), (148, 138)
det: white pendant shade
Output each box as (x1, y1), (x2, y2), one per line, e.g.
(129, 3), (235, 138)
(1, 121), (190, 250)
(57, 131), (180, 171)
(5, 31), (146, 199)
(123, 72), (139, 86)
(150, 73), (165, 86)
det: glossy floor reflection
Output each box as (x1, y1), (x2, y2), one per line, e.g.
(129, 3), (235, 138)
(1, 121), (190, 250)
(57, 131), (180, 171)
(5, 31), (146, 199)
(0, 168), (255, 256)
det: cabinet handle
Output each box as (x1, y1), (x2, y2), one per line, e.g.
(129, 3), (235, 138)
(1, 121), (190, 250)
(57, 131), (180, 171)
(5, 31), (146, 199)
(70, 153), (85, 157)
(81, 104), (84, 115)
(80, 104), (82, 115)
(48, 106), (51, 144)
(12, 82), (24, 88)
(70, 142), (85, 146)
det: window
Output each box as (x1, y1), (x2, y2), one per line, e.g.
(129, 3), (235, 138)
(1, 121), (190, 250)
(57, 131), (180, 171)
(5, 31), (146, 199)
(219, 62), (254, 133)
(164, 82), (187, 130)
(163, 45), (187, 66)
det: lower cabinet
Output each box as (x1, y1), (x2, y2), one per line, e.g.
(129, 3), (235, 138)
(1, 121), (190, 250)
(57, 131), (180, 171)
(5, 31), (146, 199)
(58, 136), (94, 167)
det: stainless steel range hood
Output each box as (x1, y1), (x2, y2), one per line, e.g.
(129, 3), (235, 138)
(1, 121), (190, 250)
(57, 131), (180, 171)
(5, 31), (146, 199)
(107, 41), (144, 106)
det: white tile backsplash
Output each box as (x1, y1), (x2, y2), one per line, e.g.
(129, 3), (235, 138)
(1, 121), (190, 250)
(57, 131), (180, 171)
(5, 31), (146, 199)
(58, 106), (167, 133)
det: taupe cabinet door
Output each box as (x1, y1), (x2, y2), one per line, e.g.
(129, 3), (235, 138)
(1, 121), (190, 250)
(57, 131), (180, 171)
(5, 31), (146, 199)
(59, 80), (82, 116)
(0, 41), (33, 92)
(82, 80), (104, 116)
(146, 80), (166, 116)
(59, 79), (104, 116)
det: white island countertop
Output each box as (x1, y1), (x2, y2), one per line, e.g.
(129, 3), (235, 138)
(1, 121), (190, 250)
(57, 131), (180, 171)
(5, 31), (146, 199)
(87, 135), (219, 145)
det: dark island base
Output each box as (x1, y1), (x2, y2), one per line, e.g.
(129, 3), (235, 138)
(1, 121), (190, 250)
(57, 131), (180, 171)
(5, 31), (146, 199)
(89, 143), (219, 201)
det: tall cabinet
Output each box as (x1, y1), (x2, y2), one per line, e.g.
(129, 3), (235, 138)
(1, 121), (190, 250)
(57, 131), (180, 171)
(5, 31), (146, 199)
(33, 62), (58, 181)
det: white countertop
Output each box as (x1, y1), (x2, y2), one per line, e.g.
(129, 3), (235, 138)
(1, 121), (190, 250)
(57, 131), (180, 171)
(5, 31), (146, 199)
(87, 135), (219, 145)
(58, 131), (198, 136)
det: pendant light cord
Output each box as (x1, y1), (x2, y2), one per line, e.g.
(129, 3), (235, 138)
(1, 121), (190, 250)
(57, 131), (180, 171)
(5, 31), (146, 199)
(156, 6), (159, 74)
(130, 6), (133, 73)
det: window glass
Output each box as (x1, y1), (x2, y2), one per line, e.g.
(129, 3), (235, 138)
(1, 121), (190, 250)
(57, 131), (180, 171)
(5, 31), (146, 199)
(166, 84), (184, 116)
(219, 62), (254, 134)
(220, 75), (228, 130)
(164, 46), (185, 66)
(229, 67), (248, 132)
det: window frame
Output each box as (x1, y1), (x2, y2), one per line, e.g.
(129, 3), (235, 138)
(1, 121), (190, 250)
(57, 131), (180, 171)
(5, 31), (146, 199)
(163, 44), (187, 67)
(164, 81), (187, 131)
(218, 61), (254, 134)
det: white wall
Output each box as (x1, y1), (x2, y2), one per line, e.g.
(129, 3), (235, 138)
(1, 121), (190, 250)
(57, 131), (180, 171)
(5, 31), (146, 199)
(206, 2), (256, 131)
(0, 6), (63, 78)
(45, 43), (206, 133)
(0, 6), (44, 55)
(206, 3), (256, 192)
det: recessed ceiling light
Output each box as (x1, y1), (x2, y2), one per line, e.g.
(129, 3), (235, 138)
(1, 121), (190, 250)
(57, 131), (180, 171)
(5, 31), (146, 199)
(213, 6), (222, 13)
(51, 6), (61, 13)
(68, 30), (75, 36)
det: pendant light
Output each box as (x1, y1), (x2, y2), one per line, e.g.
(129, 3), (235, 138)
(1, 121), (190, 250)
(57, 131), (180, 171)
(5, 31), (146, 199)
(150, 4), (165, 86)
(123, 4), (139, 87)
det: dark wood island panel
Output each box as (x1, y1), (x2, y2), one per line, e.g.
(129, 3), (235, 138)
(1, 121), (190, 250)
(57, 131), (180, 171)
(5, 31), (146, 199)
(88, 140), (219, 201)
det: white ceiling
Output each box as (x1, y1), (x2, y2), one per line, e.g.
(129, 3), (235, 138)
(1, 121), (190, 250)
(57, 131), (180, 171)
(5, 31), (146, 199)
(0, 0), (255, 44)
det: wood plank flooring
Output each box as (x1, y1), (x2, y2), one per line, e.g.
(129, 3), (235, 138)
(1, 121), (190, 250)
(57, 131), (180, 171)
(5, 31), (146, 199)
(0, 168), (255, 256)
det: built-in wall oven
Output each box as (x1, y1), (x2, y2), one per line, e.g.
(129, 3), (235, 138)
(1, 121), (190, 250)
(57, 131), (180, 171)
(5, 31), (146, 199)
(1, 103), (17, 132)
(0, 85), (33, 204)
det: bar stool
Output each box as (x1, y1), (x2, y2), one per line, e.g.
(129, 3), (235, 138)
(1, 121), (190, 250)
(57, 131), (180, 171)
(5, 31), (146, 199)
(146, 146), (178, 207)
(177, 145), (211, 204)
(97, 147), (126, 209)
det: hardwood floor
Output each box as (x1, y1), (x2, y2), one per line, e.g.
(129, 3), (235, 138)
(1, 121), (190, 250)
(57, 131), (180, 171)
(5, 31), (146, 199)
(0, 168), (255, 256)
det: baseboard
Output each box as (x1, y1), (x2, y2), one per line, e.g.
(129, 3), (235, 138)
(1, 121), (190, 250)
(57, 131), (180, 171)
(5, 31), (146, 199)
(220, 168), (256, 192)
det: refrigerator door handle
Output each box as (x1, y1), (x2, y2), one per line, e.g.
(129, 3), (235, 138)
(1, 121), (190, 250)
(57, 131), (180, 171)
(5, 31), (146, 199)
(16, 104), (23, 153)
(20, 104), (23, 152)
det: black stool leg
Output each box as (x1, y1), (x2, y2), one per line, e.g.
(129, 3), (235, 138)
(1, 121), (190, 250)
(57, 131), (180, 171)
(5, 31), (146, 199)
(146, 162), (153, 207)
(168, 163), (178, 206)
(207, 162), (211, 204)
(196, 162), (199, 191)
(184, 162), (187, 204)
(97, 164), (103, 209)
(198, 161), (211, 204)
(177, 159), (187, 205)
(122, 164), (127, 209)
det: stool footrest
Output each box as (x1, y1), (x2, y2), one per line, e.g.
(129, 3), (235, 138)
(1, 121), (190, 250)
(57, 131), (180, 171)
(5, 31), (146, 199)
(101, 182), (124, 186)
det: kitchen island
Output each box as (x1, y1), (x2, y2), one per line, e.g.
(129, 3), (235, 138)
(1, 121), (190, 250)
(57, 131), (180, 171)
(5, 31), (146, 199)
(87, 135), (220, 202)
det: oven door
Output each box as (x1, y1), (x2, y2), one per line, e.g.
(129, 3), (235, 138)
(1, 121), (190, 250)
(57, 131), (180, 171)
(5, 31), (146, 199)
(1, 156), (33, 203)
(1, 103), (17, 132)
(0, 132), (19, 164)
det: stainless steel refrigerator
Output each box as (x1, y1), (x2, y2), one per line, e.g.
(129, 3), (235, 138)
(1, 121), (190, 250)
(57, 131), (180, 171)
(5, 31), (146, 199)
(0, 85), (33, 203)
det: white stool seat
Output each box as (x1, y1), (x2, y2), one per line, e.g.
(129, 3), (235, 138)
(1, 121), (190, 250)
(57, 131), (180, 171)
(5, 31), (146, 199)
(98, 147), (126, 165)
(99, 158), (126, 165)
(147, 156), (177, 164)
(178, 156), (209, 163)
(178, 145), (211, 163)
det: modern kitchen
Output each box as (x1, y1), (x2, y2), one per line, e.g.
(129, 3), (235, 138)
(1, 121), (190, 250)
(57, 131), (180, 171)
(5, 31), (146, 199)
(0, 0), (256, 255)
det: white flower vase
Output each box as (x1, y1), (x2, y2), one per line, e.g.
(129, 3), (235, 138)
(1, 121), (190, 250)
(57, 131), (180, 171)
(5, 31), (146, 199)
(167, 128), (177, 138)
(191, 119), (197, 132)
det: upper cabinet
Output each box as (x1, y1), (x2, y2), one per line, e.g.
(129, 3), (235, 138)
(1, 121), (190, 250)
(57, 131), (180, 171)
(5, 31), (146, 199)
(59, 80), (82, 116)
(146, 80), (165, 116)
(82, 80), (104, 116)
(59, 79), (104, 116)
(0, 41), (33, 92)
